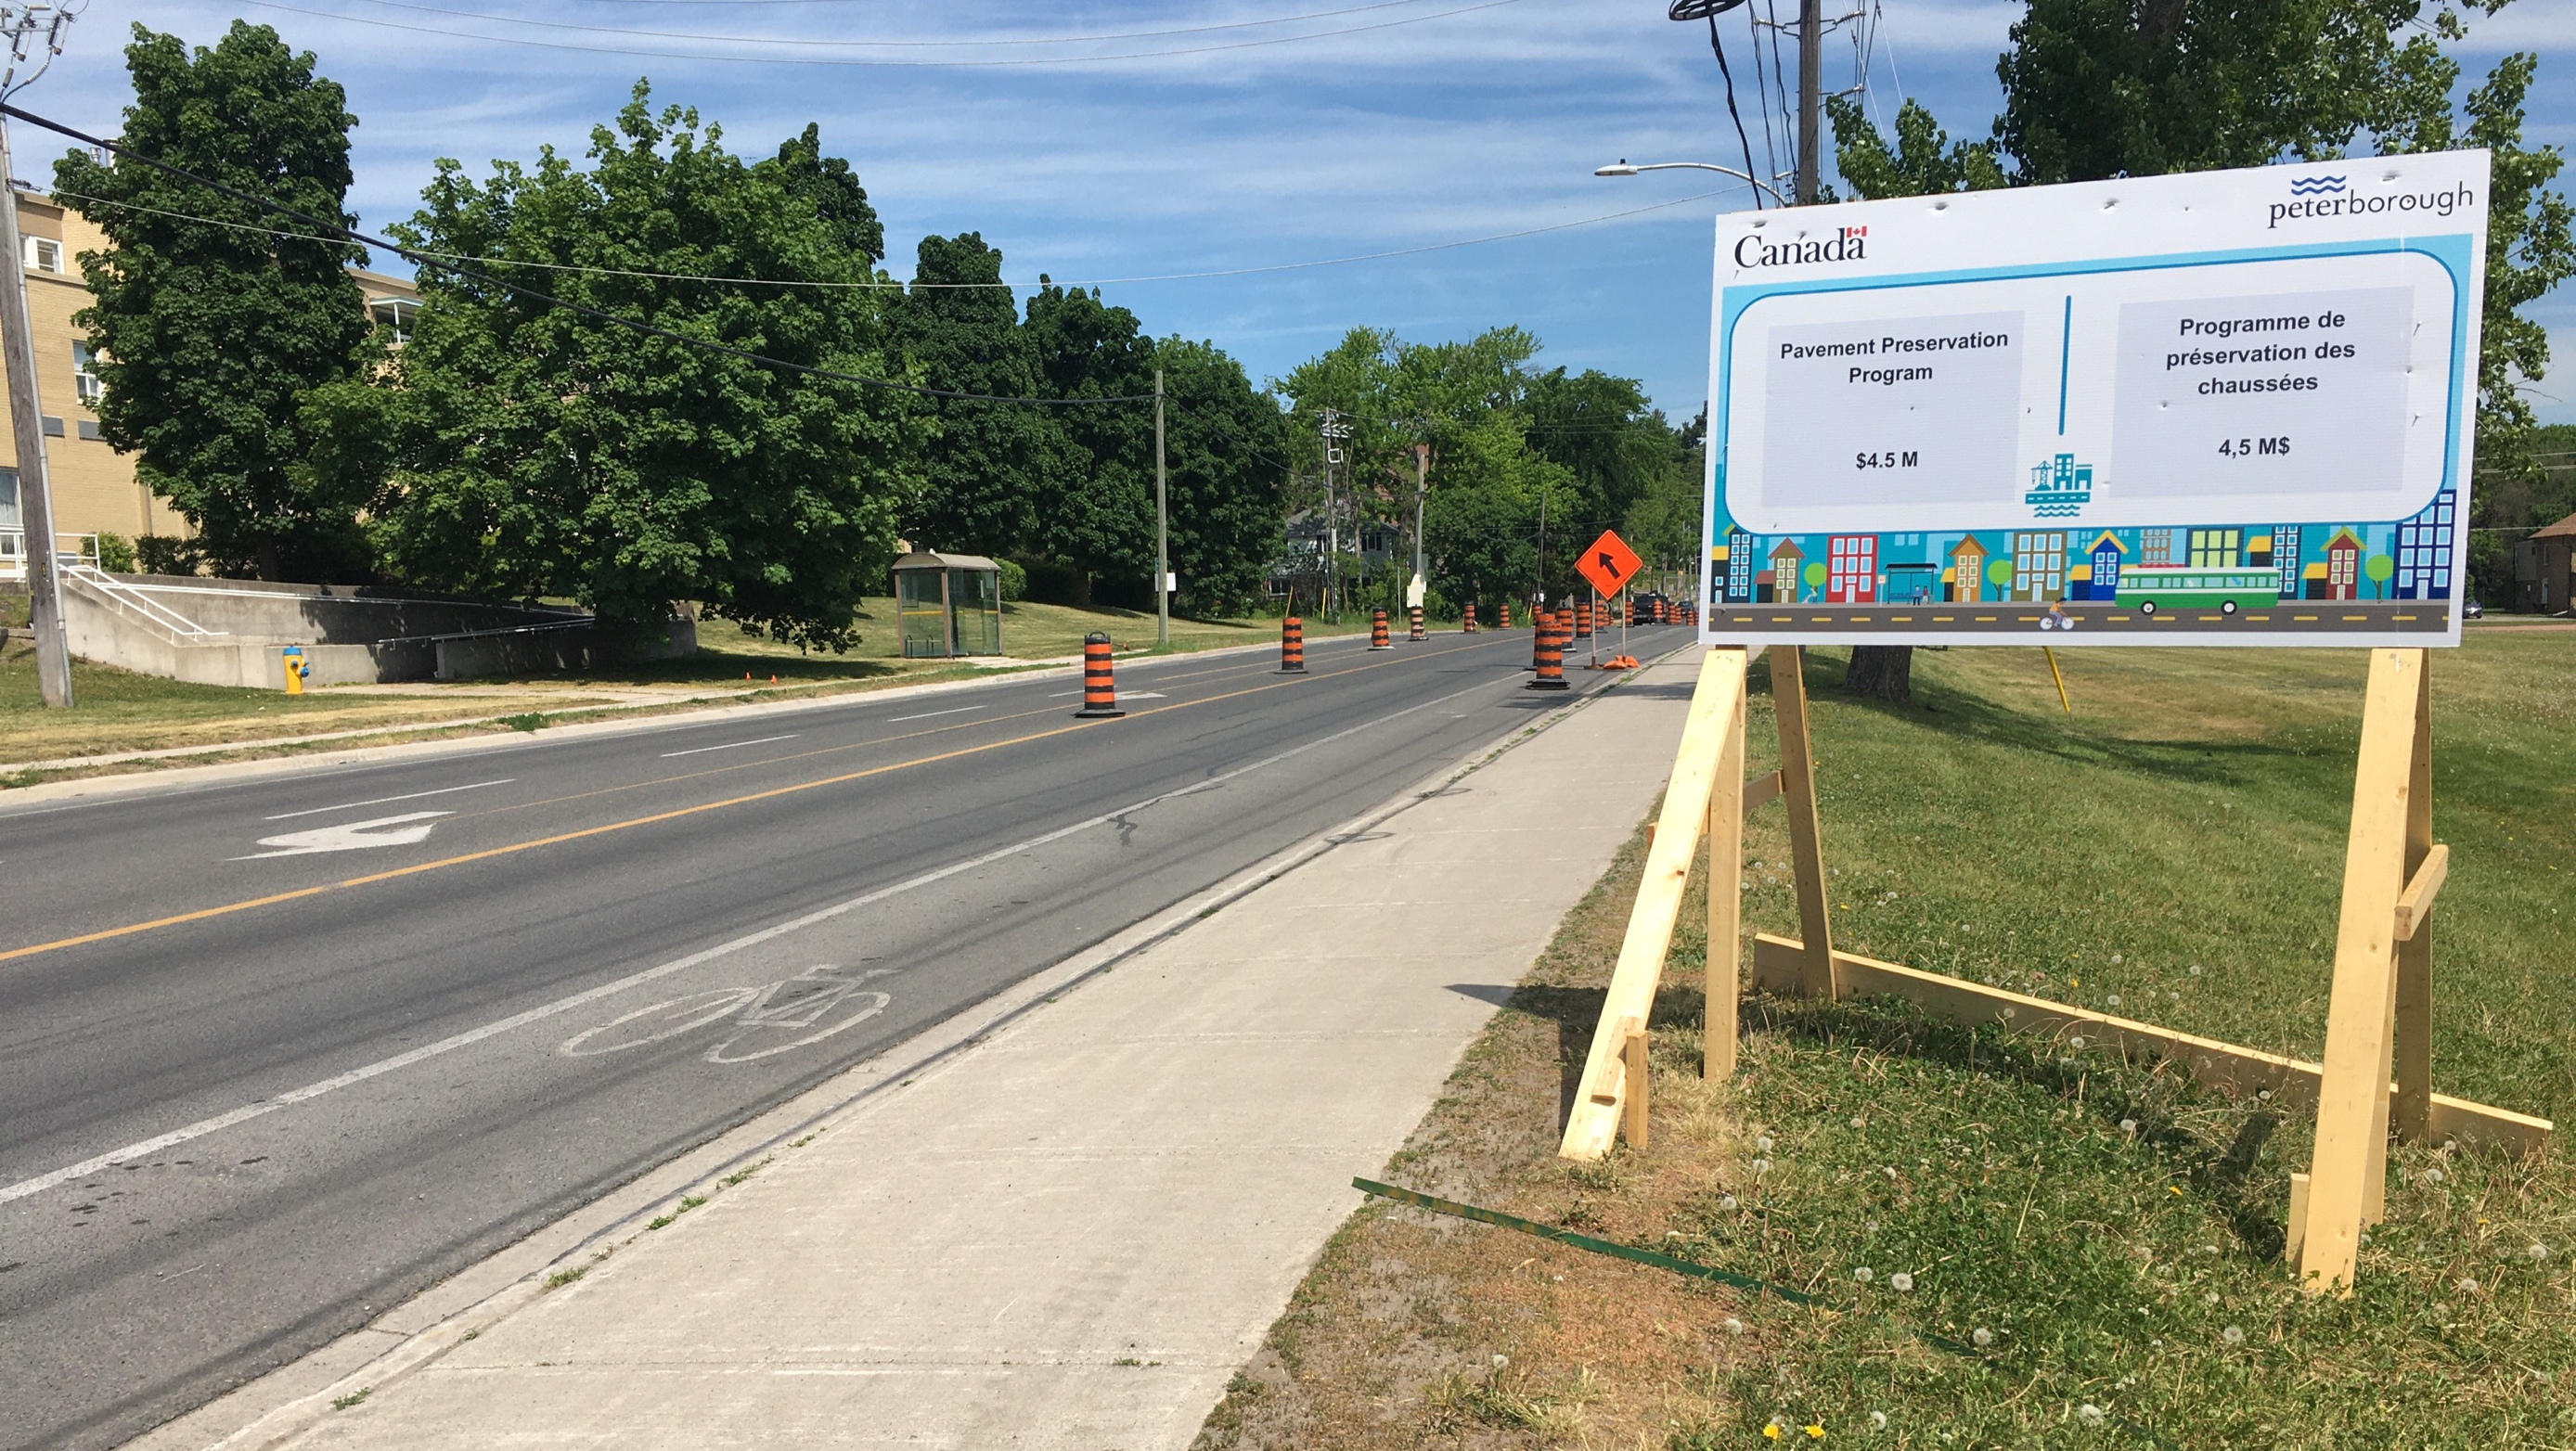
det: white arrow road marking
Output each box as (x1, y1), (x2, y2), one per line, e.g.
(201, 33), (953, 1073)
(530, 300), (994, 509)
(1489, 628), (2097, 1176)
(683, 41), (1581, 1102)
(234, 811), (453, 861)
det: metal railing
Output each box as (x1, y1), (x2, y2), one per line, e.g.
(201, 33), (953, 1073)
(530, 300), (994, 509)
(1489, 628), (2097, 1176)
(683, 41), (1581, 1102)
(0, 528), (96, 582)
(59, 561), (229, 643)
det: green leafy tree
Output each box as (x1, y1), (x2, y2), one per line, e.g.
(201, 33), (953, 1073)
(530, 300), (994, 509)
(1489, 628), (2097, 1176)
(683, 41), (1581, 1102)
(1153, 336), (1284, 615)
(367, 88), (917, 648)
(886, 234), (1052, 559)
(1023, 280), (1153, 602)
(763, 122), (883, 266)
(53, 21), (376, 581)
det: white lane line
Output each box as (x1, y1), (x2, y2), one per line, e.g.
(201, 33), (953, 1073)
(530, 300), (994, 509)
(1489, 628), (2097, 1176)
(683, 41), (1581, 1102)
(0, 671), (1517, 1209)
(884, 704), (985, 723)
(263, 779), (515, 821)
(1045, 690), (1165, 700)
(659, 734), (800, 759)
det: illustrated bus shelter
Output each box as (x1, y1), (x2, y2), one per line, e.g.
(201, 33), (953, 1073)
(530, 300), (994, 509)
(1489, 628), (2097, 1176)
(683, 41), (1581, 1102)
(891, 551), (1002, 659)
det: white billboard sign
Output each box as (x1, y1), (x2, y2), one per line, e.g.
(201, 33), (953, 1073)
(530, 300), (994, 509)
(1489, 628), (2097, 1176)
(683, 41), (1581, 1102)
(1702, 153), (2487, 646)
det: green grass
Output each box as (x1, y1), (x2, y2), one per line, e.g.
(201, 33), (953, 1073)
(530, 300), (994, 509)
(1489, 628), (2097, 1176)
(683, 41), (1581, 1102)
(1198, 631), (2576, 1451)
(1, 637), (581, 767)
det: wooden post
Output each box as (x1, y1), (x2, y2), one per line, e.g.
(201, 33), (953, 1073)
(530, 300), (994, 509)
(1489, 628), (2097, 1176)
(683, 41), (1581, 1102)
(1770, 646), (1837, 999)
(1620, 1019), (1651, 1149)
(2393, 657), (2436, 1144)
(1560, 648), (1745, 1161)
(2299, 649), (2425, 1297)
(1707, 649), (1749, 1079)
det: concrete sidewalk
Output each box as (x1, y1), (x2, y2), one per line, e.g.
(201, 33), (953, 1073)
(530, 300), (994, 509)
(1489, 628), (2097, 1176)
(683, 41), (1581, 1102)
(257, 654), (1699, 1451)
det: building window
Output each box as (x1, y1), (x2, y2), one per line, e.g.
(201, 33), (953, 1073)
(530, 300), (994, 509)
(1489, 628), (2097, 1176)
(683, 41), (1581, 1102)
(367, 297), (419, 343)
(0, 466), (19, 531)
(2187, 528), (2242, 568)
(72, 342), (101, 405)
(22, 236), (63, 274)
(2142, 529), (2174, 566)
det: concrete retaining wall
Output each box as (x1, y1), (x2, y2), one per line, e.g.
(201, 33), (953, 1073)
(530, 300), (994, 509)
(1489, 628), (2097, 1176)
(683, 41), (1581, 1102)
(58, 572), (695, 687)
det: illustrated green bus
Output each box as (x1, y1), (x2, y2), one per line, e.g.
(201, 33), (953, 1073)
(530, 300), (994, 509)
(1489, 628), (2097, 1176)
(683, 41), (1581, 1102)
(2113, 566), (2279, 616)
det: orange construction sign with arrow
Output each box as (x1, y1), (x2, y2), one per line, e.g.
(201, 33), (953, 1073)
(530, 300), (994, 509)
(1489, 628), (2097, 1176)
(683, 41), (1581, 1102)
(1578, 529), (1643, 597)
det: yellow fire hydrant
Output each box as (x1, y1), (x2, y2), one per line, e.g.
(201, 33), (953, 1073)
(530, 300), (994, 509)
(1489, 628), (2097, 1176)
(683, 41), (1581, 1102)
(282, 646), (309, 695)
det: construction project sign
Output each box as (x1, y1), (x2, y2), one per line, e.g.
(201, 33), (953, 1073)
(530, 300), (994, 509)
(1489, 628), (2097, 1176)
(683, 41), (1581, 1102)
(1578, 530), (1643, 597)
(1701, 152), (2487, 647)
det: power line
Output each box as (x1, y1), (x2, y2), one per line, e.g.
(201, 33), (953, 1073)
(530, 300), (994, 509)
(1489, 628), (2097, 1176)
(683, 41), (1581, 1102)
(3, 102), (1149, 407)
(310, 0), (1476, 50)
(234, 0), (1529, 68)
(41, 182), (1734, 291)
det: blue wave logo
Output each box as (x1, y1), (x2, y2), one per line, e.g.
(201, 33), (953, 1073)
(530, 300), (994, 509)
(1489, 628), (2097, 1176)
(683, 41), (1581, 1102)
(2287, 174), (2348, 196)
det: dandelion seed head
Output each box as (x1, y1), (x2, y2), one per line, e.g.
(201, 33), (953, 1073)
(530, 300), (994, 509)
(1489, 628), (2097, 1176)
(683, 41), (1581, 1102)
(2457, 1277), (2479, 1293)
(1493, 1353), (1509, 1367)
(2221, 1326), (2246, 1345)
(2106, 994), (2122, 1008)
(2111, 953), (2124, 964)
(1889, 1272), (1914, 1291)
(1850, 1116), (1865, 1129)
(2205, 1291), (2220, 1304)
(1854, 1266), (1874, 1283)
(2189, 964), (2202, 976)
(1755, 1135), (1775, 1152)
(1870, 1411), (1888, 1431)
(1972, 1328), (1994, 1347)
(2527, 1242), (2551, 1263)
(2120, 1119), (2139, 1135)
(1725, 1317), (1747, 1335)
(2069, 1036), (2087, 1050)
(2078, 1404), (2106, 1428)
(1752, 1158), (1772, 1175)
(1719, 1194), (1740, 1212)
(2425, 1167), (2446, 1184)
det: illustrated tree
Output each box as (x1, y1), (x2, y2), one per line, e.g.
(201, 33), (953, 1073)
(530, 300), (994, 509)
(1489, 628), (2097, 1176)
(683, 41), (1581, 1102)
(53, 21), (377, 581)
(1823, 0), (2567, 681)
(2366, 551), (2397, 598)
(1805, 560), (1831, 601)
(1987, 557), (2017, 601)
(365, 88), (918, 648)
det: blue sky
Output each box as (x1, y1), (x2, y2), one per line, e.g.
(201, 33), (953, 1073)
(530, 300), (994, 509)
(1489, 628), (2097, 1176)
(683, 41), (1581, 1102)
(20, 0), (2576, 423)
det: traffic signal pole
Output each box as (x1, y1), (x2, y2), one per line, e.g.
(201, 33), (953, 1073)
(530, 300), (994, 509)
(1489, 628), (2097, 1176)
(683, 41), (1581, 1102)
(0, 109), (71, 707)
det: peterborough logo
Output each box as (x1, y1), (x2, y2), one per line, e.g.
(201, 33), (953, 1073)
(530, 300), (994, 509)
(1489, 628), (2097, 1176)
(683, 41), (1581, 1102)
(2287, 174), (2349, 196)
(1734, 224), (1866, 269)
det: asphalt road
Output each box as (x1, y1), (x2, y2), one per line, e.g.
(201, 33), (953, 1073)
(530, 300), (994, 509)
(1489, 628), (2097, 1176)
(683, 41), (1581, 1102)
(0, 622), (1679, 1451)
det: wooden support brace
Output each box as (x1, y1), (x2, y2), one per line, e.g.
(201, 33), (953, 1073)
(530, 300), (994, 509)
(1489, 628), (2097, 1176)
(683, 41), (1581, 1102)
(2300, 649), (2427, 1298)
(1707, 654), (1749, 1080)
(2393, 844), (2447, 943)
(1769, 646), (1837, 1000)
(1741, 769), (1784, 816)
(1560, 648), (1747, 1162)
(1744, 934), (2550, 1156)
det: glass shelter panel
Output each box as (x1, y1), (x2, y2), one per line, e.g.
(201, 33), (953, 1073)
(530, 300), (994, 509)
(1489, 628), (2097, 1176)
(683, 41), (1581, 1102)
(896, 569), (950, 659)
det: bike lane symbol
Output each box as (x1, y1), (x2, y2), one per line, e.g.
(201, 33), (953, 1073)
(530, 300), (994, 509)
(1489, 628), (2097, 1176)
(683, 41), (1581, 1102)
(559, 964), (892, 1064)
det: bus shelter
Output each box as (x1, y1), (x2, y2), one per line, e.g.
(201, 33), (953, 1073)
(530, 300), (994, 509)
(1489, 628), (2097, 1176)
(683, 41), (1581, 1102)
(891, 551), (1003, 659)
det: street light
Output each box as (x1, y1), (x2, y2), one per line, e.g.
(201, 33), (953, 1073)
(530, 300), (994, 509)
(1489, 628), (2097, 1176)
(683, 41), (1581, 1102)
(1594, 158), (1791, 207)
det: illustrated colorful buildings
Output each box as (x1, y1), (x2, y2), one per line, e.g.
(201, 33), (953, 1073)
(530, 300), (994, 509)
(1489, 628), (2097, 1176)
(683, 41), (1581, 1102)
(1704, 514), (2434, 611)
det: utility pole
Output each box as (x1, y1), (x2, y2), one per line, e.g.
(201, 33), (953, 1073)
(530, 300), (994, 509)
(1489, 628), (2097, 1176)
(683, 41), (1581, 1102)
(1153, 367), (1168, 648)
(1320, 409), (1351, 622)
(0, 5), (74, 708)
(1797, 0), (1823, 205)
(1410, 441), (1426, 595)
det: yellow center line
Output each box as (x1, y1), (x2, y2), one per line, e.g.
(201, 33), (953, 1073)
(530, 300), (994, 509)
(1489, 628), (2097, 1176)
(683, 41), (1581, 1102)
(0, 636), (1505, 967)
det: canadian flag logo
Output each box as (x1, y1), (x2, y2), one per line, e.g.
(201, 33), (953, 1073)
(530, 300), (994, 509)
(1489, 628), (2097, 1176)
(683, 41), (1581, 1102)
(1840, 225), (1868, 240)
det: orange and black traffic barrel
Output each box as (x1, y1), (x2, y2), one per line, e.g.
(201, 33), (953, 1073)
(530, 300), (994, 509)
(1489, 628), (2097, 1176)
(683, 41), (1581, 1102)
(1462, 603), (1478, 633)
(1370, 608), (1392, 649)
(1500, 602), (1513, 631)
(1575, 599), (1593, 640)
(1074, 632), (1125, 717)
(1409, 604), (1425, 641)
(1279, 615), (1307, 673)
(1526, 610), (1570, 690)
